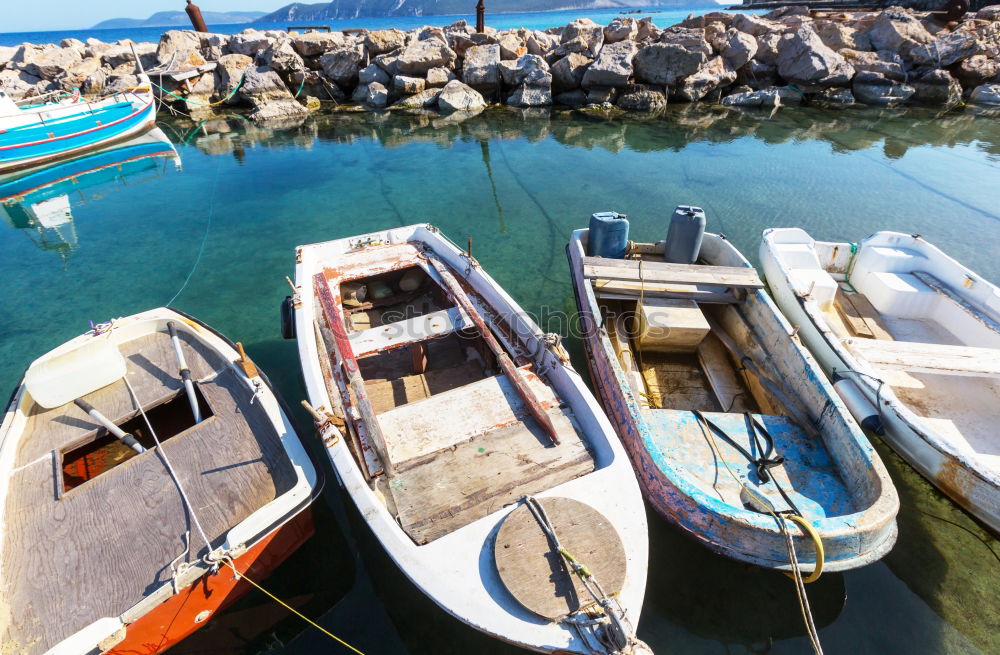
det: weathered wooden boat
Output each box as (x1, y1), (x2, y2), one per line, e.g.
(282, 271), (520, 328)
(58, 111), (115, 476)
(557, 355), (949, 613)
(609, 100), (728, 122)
(0, 308), (318, 655)
(0, 75), (156, 175)
(761, 228), (1000, 533)
(567, 212), (898, 573)
(290, 224), (649, 654)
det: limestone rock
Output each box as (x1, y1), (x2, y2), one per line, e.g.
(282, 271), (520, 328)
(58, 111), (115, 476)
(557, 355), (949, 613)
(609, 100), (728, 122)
(216, 53), (253, 102)
(463, 44), (501, 92)
(393, 87), (442, 108)
(156, 30), (227, 67)
(551, 53), (592, 92)
(262, 39), (305, 74)
(507, 84), (552, 107)
(969, 83), (1000, 106)
(0, 68), (45, 100)
(291, 31), (346, 57)
(634, 43), (706, 86)
(500, 54), (551, 87)
(393, 74), (425, 95)
(355, 64), (386, 87)
(398, 40), (457, 75)
(675, 56), (737, 102)
(418, 26), (447, 44)
(865, 8), (934, 57)
(81, 69), (106, 95)
(102, 74), (140, 96)
(775, 26), (855, 89)
(721, 29), (757, 70)
(13, 44), (82, 80)
(527, 31), (559, 56)
(581, 41), (638, 88)
(365, 81), (388, 108)
(755, 32), (783, 66)
(437, 79), (486, 111)
(840, 49), (905, 81)
(636, 17), (661, 42)
(977, 5), (1000, 20)
(374, 50), (402, 76)
(721, 85), (801, 107)
(852, 71), (915, 105)
(99, 42), (156, 70)
(561, 19), (604, 57)
(955, 54), (1000, 87)
(815, 20), (871, 51)
(736, 60), (778, 89)
(616, 83), (667, 111)
(604, 18), (638, 44)
(586, 85), (617, 104)
(554, 88), (588, 106)
(229, 30), (274, 57)
(809, 87), (855, 107)
(910, 31), (980, 67)
(658, 27), (712, 56)
(239, 65), (308, 121)
(498, 33), (527, 60)
(426, 66), (456, 87)
(911, 69), (962, 105)
(365, 30), (408, 57)
(319, 45), (366, 86)
(60, 56), (101, 88)
(732, 13), (779, 37)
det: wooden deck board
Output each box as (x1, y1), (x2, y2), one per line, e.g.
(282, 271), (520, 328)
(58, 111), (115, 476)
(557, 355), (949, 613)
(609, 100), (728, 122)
(1, 337), (296, 655)
(834, 288), (894, 341)
(583, 256), (763, 290)
(844, 338), (1000, 377)
(389, 407), (594, 544)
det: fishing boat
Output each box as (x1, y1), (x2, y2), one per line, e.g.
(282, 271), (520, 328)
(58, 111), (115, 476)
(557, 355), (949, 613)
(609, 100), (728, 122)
(567, 209), (899, 574)
(0, 308), (318, 655)
(760, 228), (1000, 533)
(0, 128), (180, 263)
(289, 224), (650, 654)
(0, 75), (156, 175)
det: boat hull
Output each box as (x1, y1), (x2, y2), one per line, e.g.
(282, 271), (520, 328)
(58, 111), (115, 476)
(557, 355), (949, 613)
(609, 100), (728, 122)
(760, 229), (1000, 534)
(568, 231), (898, 571)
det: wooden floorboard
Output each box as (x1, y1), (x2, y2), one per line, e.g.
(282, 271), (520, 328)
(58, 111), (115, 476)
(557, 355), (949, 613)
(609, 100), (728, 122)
(2, 334), (296, 655)
(835, 288), (894, 341)
(389, 407), (594, 545)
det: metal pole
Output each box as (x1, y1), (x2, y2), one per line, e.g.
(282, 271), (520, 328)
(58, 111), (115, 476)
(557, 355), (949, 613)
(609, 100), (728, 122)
(185, 0), (209, 33)
(476, 0), (485, 33)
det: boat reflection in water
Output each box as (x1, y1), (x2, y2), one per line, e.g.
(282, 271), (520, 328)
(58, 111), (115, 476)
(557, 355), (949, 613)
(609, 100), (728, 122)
(0, 128), (180, 264)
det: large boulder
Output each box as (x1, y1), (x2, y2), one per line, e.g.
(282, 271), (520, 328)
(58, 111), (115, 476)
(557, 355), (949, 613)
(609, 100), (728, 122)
(865, 8), (934, 57)
(393, 74), (425, 95)
(634, 43), (706, 86)
(527, 31), (559, 56)
(675, 56), (737, 101)
(365, 29), (408, 57)
(291, 31), (346, 57)
(554, 88), (588, 107)
(393, 87), (441, 108)
(736, 60), (778, 89)
(59, 56), (102, 89)
(755, 32), (783, 66)
(731, 13), (780, 37)
(437, 79), (486, 111)
(658, 27), (712, 56)
(462, 44), (501, 93)
(499, 54), (550, 87)
(910, 68), (962, 105)
(561, 18), (605, 57)
(229, 30), (274, 57)
(581, 41), (638, 88)
(364, 81), (388, 108)
(604, 17), (638, 43)
(358, 63), (390, 86)
(12, 44), (82, 80)
(551, 52), (592, 92)
(852, 71), (915, 105)
(261, 38), (305, 74)
(99, 42), (156, 70)
(215, 53), (253, 103)
(840, 49), (905, 81)
(507, 84), (552, 107)
(239, 65), (307, 121)
(0, 68), (46, 100)
(319, 45), (366, 87)
(397, 39), (457, 75)
(426, 66), (456, 87)
(156, 30), (227, 67)
(955, 54), (1000, 87)
(810, 86), (855, 108)
(969, 84), (1000, 106)
(814, 20), (871, 51)
(721, 28), (757, 69)
(616, 83), (667, 111)
(910, 31), (980, 68)
(775, 26), (855, 89)
(498, 32), (527, 60)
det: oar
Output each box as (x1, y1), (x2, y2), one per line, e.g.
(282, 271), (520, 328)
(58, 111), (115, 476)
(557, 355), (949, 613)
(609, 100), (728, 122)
(74, 399), (146, 454)
(167, 321), (202, 424)
(425, 253), (561, 446)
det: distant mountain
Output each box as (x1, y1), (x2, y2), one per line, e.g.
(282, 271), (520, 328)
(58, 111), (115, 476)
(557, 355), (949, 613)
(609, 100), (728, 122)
(92, 10), (267, 30)
(260, 0), (691, 22)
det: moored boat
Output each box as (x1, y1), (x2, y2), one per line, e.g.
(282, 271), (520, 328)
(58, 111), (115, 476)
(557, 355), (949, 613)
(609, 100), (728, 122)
(0, 76), (157, 174)
(760, 228), (1000, 534)
(567, 210), (899, 573)
(0, 308), (318, 655)
(290, 224), (649, 654)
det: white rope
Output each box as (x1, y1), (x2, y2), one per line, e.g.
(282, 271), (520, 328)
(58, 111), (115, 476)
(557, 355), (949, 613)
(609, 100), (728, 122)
(166, 154), (222, 307)
(123, 375), (215, 559)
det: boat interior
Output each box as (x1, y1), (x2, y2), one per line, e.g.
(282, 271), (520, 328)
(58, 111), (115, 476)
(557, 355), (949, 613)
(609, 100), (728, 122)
(1, 325), (297, 655)
(314, 247), (595, 545)
(585, 238), (870, 521)
(775, 235), (1000, 473)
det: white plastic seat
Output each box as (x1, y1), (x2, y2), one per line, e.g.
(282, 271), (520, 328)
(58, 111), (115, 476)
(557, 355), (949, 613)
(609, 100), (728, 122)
(864, 272), (938, 318)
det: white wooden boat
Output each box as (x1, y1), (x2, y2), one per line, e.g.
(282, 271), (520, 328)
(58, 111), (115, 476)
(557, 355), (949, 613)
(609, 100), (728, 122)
(0, 308), (318, 655)
(290, 224), (650, 654)
(761, 228), (1000, 533)
(568, 227), (899, 572)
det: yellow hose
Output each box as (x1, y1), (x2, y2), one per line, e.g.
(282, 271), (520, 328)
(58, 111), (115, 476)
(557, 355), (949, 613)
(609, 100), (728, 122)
(784, 514), (824, 583)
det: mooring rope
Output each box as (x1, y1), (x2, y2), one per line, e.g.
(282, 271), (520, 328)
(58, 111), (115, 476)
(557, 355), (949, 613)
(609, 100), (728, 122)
(148, 70), (248, 108)
(166, 154), (222, 307)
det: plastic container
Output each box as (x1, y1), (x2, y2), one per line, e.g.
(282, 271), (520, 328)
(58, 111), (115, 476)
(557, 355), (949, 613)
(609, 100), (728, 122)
(588, 212), (629, 259)
(665, 205), (706, 264)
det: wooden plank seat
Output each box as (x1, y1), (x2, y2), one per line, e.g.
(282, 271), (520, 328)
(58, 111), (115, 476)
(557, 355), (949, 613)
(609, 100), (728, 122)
(376, 365), (562, 468)
(591, 278), (740, 304)
(913, 271), (1000, 335)
(844, 338), (1000, 377)
(583, 256), (764, 290)
(348, 307), (467, 357)
(834, 287), (894, 341)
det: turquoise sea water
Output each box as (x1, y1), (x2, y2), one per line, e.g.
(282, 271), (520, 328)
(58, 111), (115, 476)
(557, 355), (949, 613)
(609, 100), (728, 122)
(0, 5), (732, 46)
(2, 105), (999, 654)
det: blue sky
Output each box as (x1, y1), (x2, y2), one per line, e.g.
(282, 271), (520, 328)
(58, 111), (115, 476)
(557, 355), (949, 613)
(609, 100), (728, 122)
(8, 1), (285, 32)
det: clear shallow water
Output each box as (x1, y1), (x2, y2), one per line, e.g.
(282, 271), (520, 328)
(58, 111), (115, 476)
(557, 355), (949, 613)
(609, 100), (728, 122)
(0, 5), (732, 46)
(2, 106), (999, 654)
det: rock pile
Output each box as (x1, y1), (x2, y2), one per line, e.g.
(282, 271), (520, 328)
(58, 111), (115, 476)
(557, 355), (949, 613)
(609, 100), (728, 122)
(2, 5), (999, 120)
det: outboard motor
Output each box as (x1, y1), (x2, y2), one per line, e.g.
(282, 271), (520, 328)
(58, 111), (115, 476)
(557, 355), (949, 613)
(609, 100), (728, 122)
(588, 212), (629, 259)
(665, 205), (706, 264)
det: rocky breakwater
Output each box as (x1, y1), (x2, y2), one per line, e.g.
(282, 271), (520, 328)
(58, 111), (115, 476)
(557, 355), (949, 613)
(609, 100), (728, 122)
(1, 5), (999, 122)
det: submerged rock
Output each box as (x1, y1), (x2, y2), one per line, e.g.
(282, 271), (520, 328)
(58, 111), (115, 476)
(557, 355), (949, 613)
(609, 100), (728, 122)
(852, 70), (915, 105)
(969, 83), (1000, 107)
(437, 79), (486, 111)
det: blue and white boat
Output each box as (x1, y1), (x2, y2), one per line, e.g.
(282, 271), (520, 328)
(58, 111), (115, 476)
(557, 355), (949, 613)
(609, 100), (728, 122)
(0, 76), (156, 174)
(567, 212), (899, 573)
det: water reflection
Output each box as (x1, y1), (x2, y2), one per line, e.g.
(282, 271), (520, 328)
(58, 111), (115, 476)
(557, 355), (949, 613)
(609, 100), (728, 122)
(0, 129), (180, 266)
